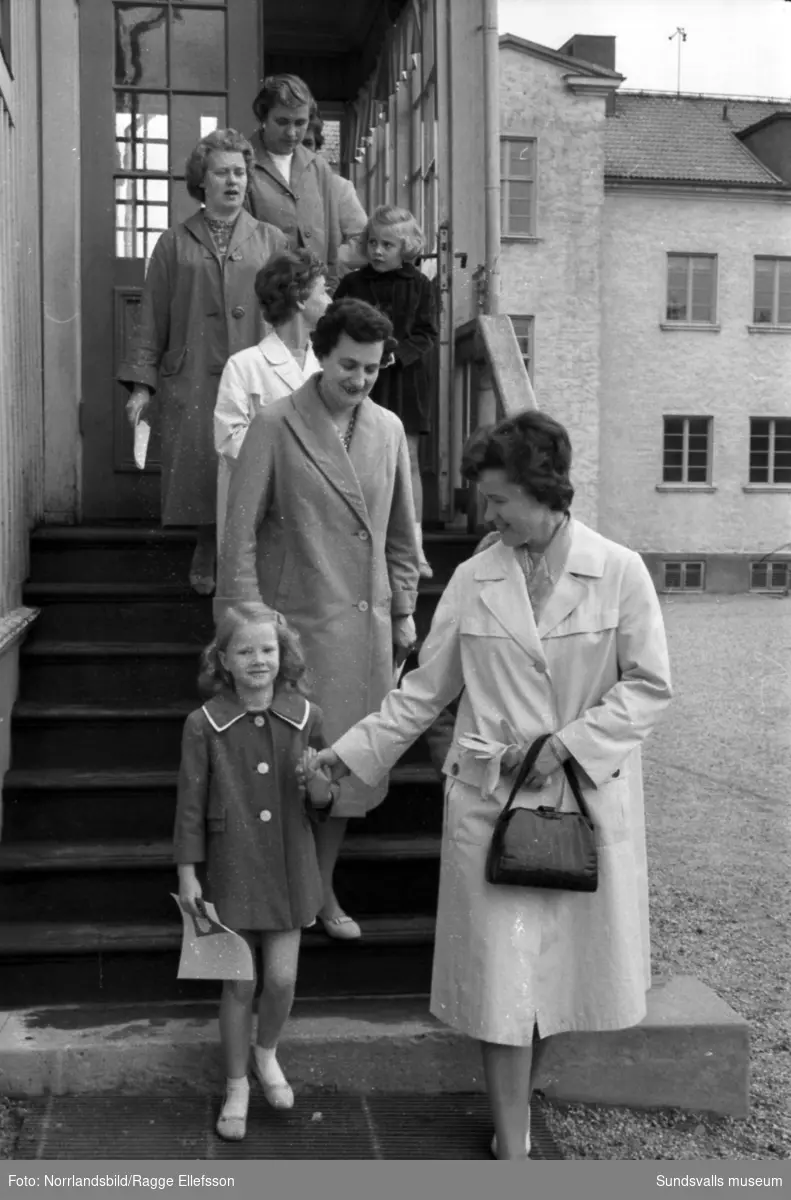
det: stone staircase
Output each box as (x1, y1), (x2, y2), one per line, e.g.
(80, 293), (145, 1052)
(0, 525), (478, 1007)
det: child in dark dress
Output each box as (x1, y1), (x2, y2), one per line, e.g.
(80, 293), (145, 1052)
(173, 602), (334, 1142)
(334, 204), (438, 577)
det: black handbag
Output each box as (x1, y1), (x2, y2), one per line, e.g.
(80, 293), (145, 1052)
(485, 733), (599, 892)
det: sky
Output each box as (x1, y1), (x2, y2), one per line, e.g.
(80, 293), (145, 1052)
(498, 0), (791, 99)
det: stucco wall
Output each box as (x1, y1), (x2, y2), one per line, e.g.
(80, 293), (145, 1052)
(498, 48), (610, 530)
(600, 187), (791, 555)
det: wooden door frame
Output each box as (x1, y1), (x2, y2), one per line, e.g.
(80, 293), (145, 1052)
(78, 0), (261, 521)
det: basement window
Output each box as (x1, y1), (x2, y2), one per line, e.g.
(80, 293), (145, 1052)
(661, 561), (705, 592)
(750, 562), (789, 592)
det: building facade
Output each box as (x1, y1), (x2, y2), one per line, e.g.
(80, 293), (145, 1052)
(498, 35), (791, 593)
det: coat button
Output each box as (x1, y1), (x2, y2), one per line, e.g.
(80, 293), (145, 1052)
(231, 306), (245, 319)
(259, 810), (272, 822)
(254, 716), (265, 727)
(451, 763), (459, 775)
(357, 601), (369, 612)
(612, 770), (620, 779)
(230, 250), (242, 261)
(256, 762), (269, 775)
(358, 530), (369, 541)
(533, 661), (547, 674)
(304, 230), (311, 238)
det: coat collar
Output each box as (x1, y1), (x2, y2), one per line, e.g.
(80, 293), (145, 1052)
(202, 687), (309, 733)
(249, 132), (314, 197)
(472, 519), (605, 646)
(257, 331), (320, 384)
(184, 208), (262, 259)
(283, 377), (374, 531)
(356, 262), (420, 282)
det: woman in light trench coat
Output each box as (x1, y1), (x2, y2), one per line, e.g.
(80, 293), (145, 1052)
(314, 410), (672, 1160)
(216, 298), (420, 941)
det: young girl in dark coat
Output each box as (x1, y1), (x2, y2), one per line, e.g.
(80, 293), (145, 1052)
(334, 204), (438, 576)
(174, 602), (334, 1142)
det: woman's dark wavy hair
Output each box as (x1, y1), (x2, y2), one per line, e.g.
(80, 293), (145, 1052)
(184, 129), (254, 202)
(311, 299), (397, 360)
(303, 113), (324, 151)
(461, 410), (574, 512)
(252, 74), (315, 124)
(254, 249), (326, 326)
(198, 603), (310, 699)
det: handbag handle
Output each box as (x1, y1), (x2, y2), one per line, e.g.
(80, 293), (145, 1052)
(501, 733), (595, 829)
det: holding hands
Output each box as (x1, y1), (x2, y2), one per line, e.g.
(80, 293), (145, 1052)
(297, 747), (350, 806)
(298, 746), (351, 790)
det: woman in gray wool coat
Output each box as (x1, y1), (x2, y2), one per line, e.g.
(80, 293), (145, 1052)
(120, 129), (287, 594)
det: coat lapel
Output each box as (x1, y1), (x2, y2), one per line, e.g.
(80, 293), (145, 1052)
(184, 211), (217, 258)
(474, 543), (546, 663)
(346, 396), (386, 496)
(536, 519), (605, 638)
(226, 209), (262, 259)
(284, 379), (372, 531)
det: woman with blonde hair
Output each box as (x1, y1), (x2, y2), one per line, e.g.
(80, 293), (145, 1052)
(335, 205), (438, 576)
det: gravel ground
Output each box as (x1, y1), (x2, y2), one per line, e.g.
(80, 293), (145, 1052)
(542, 594), (791, 1160)
(1, 596), (788, 1161)
(0, 1097), (24, 1158)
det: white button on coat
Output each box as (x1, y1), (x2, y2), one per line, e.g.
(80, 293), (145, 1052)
(254, 715), (265, 727)
(257, 762), (269, 775)
(259, 810), (272, 822)
(358, 601), (369, 612)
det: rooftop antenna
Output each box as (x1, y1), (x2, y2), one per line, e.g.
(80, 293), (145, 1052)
(668, 27), (687, 96)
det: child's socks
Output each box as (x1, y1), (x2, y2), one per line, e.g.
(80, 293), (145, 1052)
(252, 1045), (294, 1110)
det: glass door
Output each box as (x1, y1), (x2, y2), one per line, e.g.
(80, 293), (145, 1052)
(80, 0), (260, 519)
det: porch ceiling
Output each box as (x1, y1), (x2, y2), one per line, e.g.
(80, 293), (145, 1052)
(264, 0), (406, 56)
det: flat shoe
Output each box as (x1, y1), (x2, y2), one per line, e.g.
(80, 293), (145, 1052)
(216, 1093), (248, 1141)
(252, 1056), (294, 1111)
(490, 1132), (531, 1159)
(189, 572), (215, 596)
(319, 914), (362, 940)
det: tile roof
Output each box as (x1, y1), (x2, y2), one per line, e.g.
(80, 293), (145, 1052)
(606, 93), (791, 187)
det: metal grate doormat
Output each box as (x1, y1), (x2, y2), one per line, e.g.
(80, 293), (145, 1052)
(15, 1093), (563, 1160)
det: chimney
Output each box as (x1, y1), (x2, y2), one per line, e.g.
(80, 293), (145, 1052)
(558, 34), (617, 114)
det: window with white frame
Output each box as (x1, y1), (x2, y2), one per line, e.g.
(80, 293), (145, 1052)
(662, 416), (712, 484)
(753, 257), (791, 326)
(662, 561), (705, 592)
(749, 418), (791, 484)
(666, 254), (717, 323)
(750, 561), (789, 591)
(509, 316), (533, 377)
(500, 138), (536, 237)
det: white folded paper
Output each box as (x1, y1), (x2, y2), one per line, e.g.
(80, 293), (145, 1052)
(133, 417), (151, 470)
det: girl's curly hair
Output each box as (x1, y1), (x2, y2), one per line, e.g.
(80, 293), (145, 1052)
(198, 603), (310, 699)
(363, 205), (425, 262)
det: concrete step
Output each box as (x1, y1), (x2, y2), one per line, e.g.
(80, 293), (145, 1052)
(1, 764), (443, 841)
(0, 916), (436, 1007)
(0, 835), (441, 923)
(27, 526), (478, 586)
(9, 701), (436, 771)
(23, 582), (215, 642)
(0, 977), (750, 1116)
